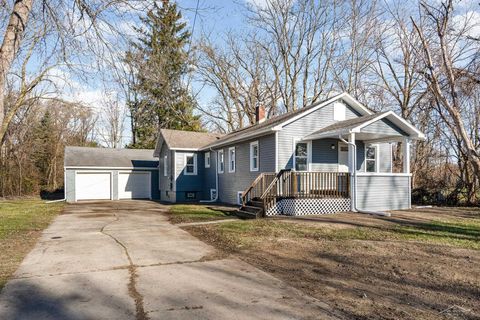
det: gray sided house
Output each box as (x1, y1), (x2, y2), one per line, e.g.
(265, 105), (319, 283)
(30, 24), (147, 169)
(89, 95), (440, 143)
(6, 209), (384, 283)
(154, 92), (424, 216)
(64, 147), (159, 202)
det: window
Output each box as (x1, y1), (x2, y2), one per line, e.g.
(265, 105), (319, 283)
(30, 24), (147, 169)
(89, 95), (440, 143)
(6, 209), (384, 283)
(365, 145), (378, 173)
(163, 155), (168, 177)
(333, 102), (346, 121)
(250, 141), (259, 171)
(228, 147), (236, 172)
(218, 150), (224, 173)
(294, 142), (309, 171)
(184, 153), (197, 175)
(205, 152), (210, 168)
(185, 192), (196, 199)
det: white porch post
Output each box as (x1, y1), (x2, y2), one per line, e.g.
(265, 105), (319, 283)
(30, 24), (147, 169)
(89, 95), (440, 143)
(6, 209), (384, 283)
(348, 133), (356, 173)
(402, 138), (410, 173)
(348, 133), (356, 211)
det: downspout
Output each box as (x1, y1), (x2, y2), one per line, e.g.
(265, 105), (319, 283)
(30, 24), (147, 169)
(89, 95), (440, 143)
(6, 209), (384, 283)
(338, 135), (390, 217)
(200, 148), (218, 203)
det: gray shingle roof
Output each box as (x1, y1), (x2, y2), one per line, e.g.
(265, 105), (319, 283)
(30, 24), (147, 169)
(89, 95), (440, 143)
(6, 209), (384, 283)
(304, 112), (388, 138)
(64, 147), (158, 168)
(200, 95), (345, 150)
(159, 129), (223, 150)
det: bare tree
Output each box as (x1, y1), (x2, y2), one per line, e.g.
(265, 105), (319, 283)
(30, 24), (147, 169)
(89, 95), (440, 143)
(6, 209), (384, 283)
(97, 94), (127, 148)
(411, 0), (480, 201)
(0, 0), (142, 145)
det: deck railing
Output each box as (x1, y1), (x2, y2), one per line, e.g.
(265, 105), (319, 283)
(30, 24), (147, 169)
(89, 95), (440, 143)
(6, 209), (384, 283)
(242, 170), (350, 214)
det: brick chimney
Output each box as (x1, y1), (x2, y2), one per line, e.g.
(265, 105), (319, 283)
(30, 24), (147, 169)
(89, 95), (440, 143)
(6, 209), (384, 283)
(255, 105), (266, 124)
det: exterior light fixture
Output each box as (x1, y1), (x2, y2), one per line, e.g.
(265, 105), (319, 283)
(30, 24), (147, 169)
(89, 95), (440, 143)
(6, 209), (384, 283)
(331, 144), (336, 150)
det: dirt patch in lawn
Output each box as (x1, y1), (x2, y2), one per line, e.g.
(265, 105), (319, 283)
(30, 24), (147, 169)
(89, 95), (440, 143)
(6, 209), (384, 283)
(167, 204), (238, 224)
(184, 207), (480, 320)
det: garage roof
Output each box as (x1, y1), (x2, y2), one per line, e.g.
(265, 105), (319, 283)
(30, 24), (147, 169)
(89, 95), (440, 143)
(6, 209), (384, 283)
(64, 147), (158, 168)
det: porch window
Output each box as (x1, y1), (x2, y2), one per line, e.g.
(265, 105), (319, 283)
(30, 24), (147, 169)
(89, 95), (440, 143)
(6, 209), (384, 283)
(250, 141), (259, 171)
(295, 142), (308, 171)
(229, 147), (236, 172)
(365, 145), (378, 173)
(184, 153), (197, 175)
(218, 150), (224, 173)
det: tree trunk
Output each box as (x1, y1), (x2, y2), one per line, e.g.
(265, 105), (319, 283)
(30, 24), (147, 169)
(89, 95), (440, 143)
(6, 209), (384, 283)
(0, 0), (34, 144)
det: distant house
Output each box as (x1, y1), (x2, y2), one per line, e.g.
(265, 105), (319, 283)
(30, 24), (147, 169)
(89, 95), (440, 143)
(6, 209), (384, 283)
(65, 92), (424, 217)
(153, 92), (424, 217)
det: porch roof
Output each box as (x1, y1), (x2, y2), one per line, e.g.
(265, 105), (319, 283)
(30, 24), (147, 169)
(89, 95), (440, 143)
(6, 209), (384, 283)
(302, 111), (425, 141)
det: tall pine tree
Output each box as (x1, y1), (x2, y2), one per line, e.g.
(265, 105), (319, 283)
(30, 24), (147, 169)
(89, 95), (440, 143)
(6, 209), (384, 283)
(127, 0), (202, 148)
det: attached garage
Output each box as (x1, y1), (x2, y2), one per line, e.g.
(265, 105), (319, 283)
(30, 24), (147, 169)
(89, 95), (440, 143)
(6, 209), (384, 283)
(118, 171), (151, 199)
(75, 172), (112, 200)
(64, 147), (160, 202)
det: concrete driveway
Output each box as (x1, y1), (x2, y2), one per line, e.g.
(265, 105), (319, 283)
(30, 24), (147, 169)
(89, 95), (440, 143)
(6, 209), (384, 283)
(0, 201), (337, 320)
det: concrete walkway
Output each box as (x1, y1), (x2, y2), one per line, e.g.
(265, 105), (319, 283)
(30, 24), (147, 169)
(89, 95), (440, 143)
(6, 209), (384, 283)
(0, 201), (337, 320)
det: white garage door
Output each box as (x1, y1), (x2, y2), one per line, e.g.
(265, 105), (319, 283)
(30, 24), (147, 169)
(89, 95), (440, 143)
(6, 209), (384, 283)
(75, 172), (111, 200)
(118, 172), (151, 199)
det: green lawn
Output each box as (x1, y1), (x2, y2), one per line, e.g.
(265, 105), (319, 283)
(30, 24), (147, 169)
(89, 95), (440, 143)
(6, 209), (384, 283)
(0, 199), (64, 290)
(196, 213), (480, 250)
(168, 204), (236, 224)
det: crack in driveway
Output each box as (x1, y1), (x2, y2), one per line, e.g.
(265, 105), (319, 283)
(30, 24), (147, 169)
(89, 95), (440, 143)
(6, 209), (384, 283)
(100, 213), (149, 320)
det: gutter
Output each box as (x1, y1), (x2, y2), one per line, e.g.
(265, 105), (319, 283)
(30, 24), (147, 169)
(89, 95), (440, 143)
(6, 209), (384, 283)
(200, 148), (219, 203)
(338, 135), (390, 217)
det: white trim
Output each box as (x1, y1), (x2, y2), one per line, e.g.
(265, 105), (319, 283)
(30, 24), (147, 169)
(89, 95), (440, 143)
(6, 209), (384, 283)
(65, 166), (156, 170)
(170, 147), (199, 151)
(351, 111), (425, 139)
(74, 170), (113, 202)
(293, 139), (312, 172)
(217, 149), (225, 173)
(204, 152), (210, 168)
(363, 136), (405, 144)
(250, 141), (259, 172)
(237, 191), (243, 205)
(273, 92), (373, 131)
(173, 151), (177, 192)
(390, 143), (393, 173)
(117, 170), (152, 200)
(183, 153), (197, 175)
(356, 172), (412, 177)
(364, 144), (379, 173)
(163, 155), (168, 177)
(228, 147), (236, 173)
(210, 189), (217, 201)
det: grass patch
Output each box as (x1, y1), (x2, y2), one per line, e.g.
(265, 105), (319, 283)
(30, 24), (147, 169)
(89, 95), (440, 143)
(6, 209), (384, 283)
(0, 199), (64, 290)
(168, 204), (236, 224)
(197, 215), (480, 250)
(394, 219), (480, 250)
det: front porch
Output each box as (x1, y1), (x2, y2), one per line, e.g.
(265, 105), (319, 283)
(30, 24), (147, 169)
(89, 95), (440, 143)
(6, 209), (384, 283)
(239, 111), (424, 217)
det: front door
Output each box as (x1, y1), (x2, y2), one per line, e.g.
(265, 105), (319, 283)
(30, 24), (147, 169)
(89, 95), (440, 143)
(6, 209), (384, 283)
(338, 142), (349, 172)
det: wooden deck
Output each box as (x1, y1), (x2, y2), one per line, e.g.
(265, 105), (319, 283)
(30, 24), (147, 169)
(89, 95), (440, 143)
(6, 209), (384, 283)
(239, 170), (350, 218)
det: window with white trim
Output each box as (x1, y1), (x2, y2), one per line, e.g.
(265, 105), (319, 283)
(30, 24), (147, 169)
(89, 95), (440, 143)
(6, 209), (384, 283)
(365, 145), (378, 173)
(228, 147), (236, 172)
(205, 152), (210, 168)
(218, 150), (224, 173)
(184, 153), (197, 175)
(294, 142), (308, 171)
(163, 155), (168, 176)
(250, 141), (259, 171)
